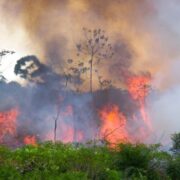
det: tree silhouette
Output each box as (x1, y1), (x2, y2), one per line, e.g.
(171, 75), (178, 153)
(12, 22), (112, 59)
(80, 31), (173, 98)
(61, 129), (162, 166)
(63, 58), (89, 92)
(98, 76), (112, 90)
(75, 28), (114, 93)
(14, 55), (64, 86)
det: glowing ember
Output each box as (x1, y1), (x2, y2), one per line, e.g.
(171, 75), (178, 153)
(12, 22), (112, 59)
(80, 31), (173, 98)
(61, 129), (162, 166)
(0, 108), (19, 143)
(24, 135), (37, 146)
(99, 105), (130, 145)
(127, 75), (152, 130)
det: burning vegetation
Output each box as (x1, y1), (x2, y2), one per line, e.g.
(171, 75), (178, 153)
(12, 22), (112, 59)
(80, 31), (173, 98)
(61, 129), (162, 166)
(0, 108), (19, 144)
(0, 1), (180, 179)
(127, 75), (152, 130)
(0, 28), (153, 147)
(99, 105), (130, 145)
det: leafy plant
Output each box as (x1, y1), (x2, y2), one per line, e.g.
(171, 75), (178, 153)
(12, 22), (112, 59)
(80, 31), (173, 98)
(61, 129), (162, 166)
(0, 138), (180, 180)
(171, 132), (180, 154)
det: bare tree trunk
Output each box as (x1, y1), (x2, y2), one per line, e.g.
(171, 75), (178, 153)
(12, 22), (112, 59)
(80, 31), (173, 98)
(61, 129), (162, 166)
(54, 118), (57, 143)
(65, 77), (68, 87)
(90, 51), (94, 93)
(90, 60), (93, 93)
(54, 108), (60, 143)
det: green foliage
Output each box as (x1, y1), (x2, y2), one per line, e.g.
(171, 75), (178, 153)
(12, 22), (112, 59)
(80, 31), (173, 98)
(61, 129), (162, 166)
(113, 143), (173, 179)
(171, 132), (180, 153)
(115, 144), (152, 170)
(147, 150), (172, 180)
(105, 170), (123, 180)
(0, 140), (179, 179)
(167, 155), (180, 180)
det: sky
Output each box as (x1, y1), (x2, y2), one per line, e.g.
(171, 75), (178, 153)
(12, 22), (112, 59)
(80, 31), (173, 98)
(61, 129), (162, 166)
(0, 0), (180, 89)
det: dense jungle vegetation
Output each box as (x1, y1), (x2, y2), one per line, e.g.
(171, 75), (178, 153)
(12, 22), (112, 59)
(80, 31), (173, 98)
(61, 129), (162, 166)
(0, 133), (179, 180)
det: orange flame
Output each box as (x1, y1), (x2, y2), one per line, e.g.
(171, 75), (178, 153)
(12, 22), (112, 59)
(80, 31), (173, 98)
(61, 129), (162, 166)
(127, 76), (150, 101)
(99, 105), (131, 145)
(0, 108), (19, 143)
(127, 75), (152, 130)
(23, 135), (37, 146)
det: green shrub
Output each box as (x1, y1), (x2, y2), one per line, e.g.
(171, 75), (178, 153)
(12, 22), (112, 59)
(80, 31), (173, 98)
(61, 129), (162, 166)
(171, 132), (180, 153)
(0, 141), (179, 180)
(115, 144), (152, 170)
(167, 155), (180, 180)
(105, 170), (123, 180)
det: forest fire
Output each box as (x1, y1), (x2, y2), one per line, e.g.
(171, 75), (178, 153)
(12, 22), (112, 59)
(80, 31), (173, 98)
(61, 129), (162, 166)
(99, 105), (131, 145)
(23, 135), (37, 146)
(0, 108), (19, 144)
(0, 77), (153, 147)
(0, 33), (153, 147)
(127, 75), (152, 130)
(0, 108), (37, 146)
(0, 74), (153, 147)
(56, 122), (83, 143)
(45, 105), (84, 143)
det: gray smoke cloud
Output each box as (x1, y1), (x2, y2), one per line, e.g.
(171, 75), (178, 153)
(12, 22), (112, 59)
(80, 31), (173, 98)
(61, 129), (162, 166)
(149, 60), (180, 145)
(144, 0), (180, 145)
(0, 0), (180, 146)
(0, 55), (143, 146)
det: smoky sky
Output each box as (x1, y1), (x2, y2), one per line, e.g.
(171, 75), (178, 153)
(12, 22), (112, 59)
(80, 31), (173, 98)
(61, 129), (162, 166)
(0, 0), (180, 145)
(1, 0), (180, 90)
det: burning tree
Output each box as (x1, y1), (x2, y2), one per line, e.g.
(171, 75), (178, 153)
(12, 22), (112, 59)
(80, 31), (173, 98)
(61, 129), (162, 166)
(75, 28), (114, 92)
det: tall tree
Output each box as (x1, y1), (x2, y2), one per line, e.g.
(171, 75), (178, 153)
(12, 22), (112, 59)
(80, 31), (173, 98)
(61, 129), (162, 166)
(76, 28), (114, 93)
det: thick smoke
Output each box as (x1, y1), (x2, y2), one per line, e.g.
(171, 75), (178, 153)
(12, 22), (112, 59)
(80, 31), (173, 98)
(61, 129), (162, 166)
(0, 0), (180, 145)
(149, 60), (180, 145)
(1, 0), (180, 85)
(149, 86), (180, 146)
(0, 55), (141, 146)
